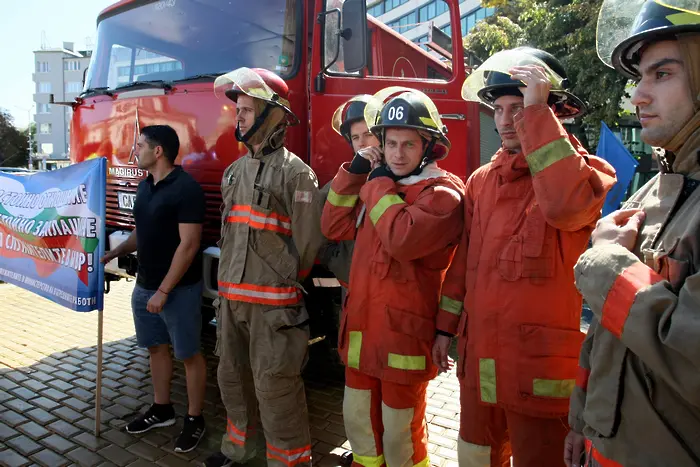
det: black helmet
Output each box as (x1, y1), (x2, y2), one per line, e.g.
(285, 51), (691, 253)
(367, 88), (451, 161)
(331, 95), (372, 144)
(475, 47), (587, 119)
(605, 1), (700, 80)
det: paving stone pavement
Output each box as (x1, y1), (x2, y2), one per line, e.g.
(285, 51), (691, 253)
(0, 280), (462, 467)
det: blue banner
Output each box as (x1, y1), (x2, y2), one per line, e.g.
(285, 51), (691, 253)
(0, 158), (106, 311)
(596, 122), (639, 217)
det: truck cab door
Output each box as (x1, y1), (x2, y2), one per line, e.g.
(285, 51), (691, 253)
(308, 0), (480, 186)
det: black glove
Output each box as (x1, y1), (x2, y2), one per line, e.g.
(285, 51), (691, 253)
(368, 164), (399, 181)
(348, 154), (372, 174)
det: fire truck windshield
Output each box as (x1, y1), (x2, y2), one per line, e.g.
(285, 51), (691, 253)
(83, 0), (300, 93)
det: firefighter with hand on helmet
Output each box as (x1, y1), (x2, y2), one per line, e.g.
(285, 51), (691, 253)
(317, 95), (380, 290)
(436, 47), (616, 467)
(322, 87), (465, 467)
(566, 2), (700, 466)
(205, 67), (324, 467)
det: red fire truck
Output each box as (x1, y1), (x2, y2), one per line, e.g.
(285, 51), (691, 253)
(65, 0), (499, 336)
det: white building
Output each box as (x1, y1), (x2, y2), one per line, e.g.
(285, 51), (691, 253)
(32, 42), (91, 169)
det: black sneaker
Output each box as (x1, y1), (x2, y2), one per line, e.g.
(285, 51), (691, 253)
(175, 415), (206, 453)
(125, 403), (176, 434)
(203, 451), (233, 467)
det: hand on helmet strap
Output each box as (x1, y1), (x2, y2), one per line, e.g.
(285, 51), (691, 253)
(348, 153), (372, 174)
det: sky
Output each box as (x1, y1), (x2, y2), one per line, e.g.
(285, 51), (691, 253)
(0, 0), (115, 129)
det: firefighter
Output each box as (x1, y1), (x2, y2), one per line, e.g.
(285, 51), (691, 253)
(434, 47), (616, 467)
(204, 67), (324, 467)
(565, 2), (700, 466)
(322, 87), (465, 467)
(317, 95), (380, 289)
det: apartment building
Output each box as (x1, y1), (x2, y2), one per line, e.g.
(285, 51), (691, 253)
(32, 42), (91, 169)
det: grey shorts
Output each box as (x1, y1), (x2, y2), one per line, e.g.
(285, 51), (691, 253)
(131, 281), (203, 360)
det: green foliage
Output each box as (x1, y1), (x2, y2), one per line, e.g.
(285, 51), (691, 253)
(465, 0), (630, 146)
(0, 109), (29, 168)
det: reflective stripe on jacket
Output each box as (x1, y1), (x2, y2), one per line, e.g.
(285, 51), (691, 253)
(218, 143), (324, 323)
(322, 162), (465, 385)
(440, 104), (616, 417)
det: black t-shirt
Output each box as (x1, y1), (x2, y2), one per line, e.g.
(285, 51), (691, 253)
(133, 166), (205, 290)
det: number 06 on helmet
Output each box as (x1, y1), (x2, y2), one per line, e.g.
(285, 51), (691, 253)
(364, 86), (451, 162)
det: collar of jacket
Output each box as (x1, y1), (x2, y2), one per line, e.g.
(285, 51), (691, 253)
(658, 121), (700, 178)
(490, 147), (530, 183)
(247, 125), (286, 159)
(398, 162), (447, 186)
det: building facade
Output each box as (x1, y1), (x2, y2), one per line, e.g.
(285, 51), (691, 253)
(367, 0), (495, 45)
(32, 42), (91, 169)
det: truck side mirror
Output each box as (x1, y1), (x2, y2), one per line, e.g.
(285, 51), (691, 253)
(341, 0), (367, 73)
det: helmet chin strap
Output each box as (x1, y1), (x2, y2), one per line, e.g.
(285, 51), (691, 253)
(235, 103), (273, 143)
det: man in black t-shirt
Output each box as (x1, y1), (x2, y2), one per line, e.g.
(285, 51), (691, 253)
(101, 125), (207, 453)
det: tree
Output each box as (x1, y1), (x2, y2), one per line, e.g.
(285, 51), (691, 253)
(466, 0), (630, 147)
(0, 109), (30, 168)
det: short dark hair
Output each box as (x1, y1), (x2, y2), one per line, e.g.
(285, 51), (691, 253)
(141, 125), (180, 164)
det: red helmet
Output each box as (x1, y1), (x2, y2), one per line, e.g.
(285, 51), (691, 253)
(214, 67), (299, 125)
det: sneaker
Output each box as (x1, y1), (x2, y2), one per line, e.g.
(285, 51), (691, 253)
(125, 403), (176, 434)
(175, 415), (206, 453)
(340, 451), (353, 466)
(203, 451), (233, 467)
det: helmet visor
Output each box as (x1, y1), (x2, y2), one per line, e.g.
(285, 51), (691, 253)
(461, 49), (565, 103)
(596, 0), (700, 69)
(332, 95), (369, 136)
(214, 67), (291, 108)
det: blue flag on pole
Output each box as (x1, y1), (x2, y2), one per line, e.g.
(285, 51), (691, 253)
(596, 122), (639, 216)
(0, 158), (106, 311)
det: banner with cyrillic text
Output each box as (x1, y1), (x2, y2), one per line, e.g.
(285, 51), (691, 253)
(0, 158), (106, 311)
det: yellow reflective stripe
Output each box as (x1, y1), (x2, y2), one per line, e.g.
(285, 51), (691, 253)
(353, 453), (385, 467)
(668, 12), (700, 25)
(440, 295), (463, 316)
(388, 353), (426, 370)
(479, 358), (497, 404)
(414, 457), (430, 467)
(348, 331), (362, 369)
(419, 116), (437, 128)
(369, 194), (405, 225)
(327, 188), (359, 208)
(525, 137), (576, 174)
(533, 378), (576, 398)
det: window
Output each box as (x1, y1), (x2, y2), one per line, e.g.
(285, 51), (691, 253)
(461, 6), (496, 35)
(38, 82), (52, 93)
(389, 11), (418, 31)
(36, 61), (50, 73)
(37, 103), (51, 114)
(65, 82), (82, 93)
(368, 1), (384, 16)
(65, 107), (73, 120)
(86, 0), (300, 89)
(64, 60), (81, 71)
(40, 123), (52, 134)
(41, 143), (54, 155)
(323, 0), (451, 81)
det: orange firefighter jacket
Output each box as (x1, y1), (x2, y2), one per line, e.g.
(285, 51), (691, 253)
(322, 163), (464, 385)
(439, 104), (617, 417)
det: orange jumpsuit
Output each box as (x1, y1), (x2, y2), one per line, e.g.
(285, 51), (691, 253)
(322, 162), (464, 467)
(438, 105), (616, 467)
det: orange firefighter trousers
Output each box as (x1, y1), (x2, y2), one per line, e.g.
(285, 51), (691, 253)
(344, 368), (430, 467)
(459, 384), (568, 467)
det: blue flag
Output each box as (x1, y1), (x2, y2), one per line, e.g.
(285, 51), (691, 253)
(596, 122), (639, 216)
(0, 158), (107, 311)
